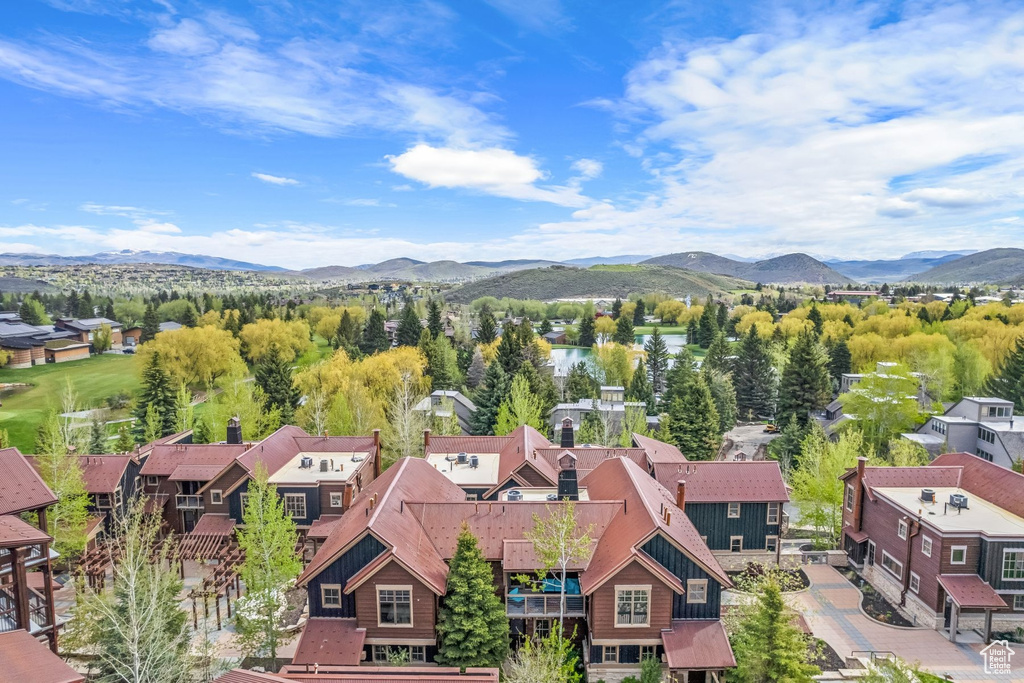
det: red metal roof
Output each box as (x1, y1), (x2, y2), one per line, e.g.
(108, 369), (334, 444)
(140, 443), (247, 477)
(653, 461), (789, 503)
(0, 514), (51, 548)
(188, 514), (237, 537)
(632, 433), (688, 464)
(426, 435), (512, 456)
(937, 574), (1007, 609)
(0, 629), (84, 683)
(533, 447), (649, 478)
(291, 618), (366, 667)
(75, 455), (133, 493)
(169, 463), (229, 482)
(307, 515), (343, 541)
(660, 620), (736, 670)
(218, 667), (500, 683)
(0, 447), (57, 516)
(931, 452), (1024, 518)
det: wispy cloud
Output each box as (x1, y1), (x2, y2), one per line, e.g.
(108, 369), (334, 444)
(482, 0), (572, 34)
(252, 172), (300, 186)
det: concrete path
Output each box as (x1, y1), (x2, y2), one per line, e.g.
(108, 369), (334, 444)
(795, 564), (1021, 682)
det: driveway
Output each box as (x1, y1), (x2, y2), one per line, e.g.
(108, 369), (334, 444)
(720, 423), (778, 460)
(795, 564), (1019, 682)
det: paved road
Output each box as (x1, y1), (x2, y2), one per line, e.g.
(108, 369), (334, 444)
(795, 564), (1021, 681)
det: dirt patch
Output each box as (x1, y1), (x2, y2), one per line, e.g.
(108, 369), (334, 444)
(809, 637), (846, 671)
(729, 565), (810, 592)
(839, 569), (914, 627)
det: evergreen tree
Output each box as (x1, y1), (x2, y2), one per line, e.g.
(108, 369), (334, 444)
(627, 359), (656, 414)
(466, 347), (487, 389)
(427, 299), (444, 338)
(777, 331), (831, 426)
(807, 305), (824, 337)
(114, 424), (134, 453)
(104, 301), (116, 320)
(360, 308), (390, 355)
(565, 361), (598, 401)
(985, 336), (1024, 412)
(396, 301), (423, 347)
(495, 374), (545, 435)
(0, 428), (10, 449)
(611, 297), (622, 320)
(663, 348), (697, 405)
(193, 416), (213, 444)
(644, 327), (670, 394)
(686, 317), (699, 346)
(471, 362), (509, 435)
(133, 352), (176, 440)
(917, 306), (931, 323)
(612, 315), (635, 346)
(827, 339), (852, 386)
(697, 297), (719, 348)
(705, 368), (738, 435)
(633, 299), (646, 326)
(716, 302), (728, 331)
(538, 317), (553, 335)
(335, 310), (361, 355)
(181, 304), (198, 328)
(577, 314), (596, 348)
(703, 332), (731, 374)
(768, 414), (806, 475)
(477, 305), (498, 345)
(733, 326), (778, 421)
(141, 303), (161, 343)
(668, 374), (720, 460)
(89, 418), (107, 454)
(19, 297), (48, 325)
(496, 322), (524, 375)
(421, 331), (459, 391)
(436, 524), (509, 668)
(254, 346), (301, 424)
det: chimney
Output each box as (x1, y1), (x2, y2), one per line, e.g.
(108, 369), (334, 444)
(226, 416), (242, 445)
(560, 417), (575, 448)
(557, 453), (578, 501)
(372, 429), (381, 478)
(676, 480), (686, 512)
(850, 456), (869, 534)
(423, 428), (431, 451)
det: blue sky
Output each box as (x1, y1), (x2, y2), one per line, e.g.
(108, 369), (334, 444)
(1, 0), (1023, 269)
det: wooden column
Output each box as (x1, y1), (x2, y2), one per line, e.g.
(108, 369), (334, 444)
(983, 609), (993, 644)
(42, 541), (58, 653)
(11, 547), (31, 633)
(949, 604), (960, 643)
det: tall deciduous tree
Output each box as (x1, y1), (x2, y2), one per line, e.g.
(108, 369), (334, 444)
(791, 428), (861, 548)
(668, 374), (721, 460)
(254, 346), (301, 424)
(644, 326), (670, 395)
(384, 372), (427, 466)
(495, 374), (545, 435)
(360, 308), (390, 355)
(525, 502), (593, 631)
(436, 524), (509, 668)
(235, 464), (303, 670)
(34, 410), (90, 560)
(777, 332), (832, 426)
(985, 336), (1024, 412)
(734, 326), (778, 421)
(838, 364), (923, 453)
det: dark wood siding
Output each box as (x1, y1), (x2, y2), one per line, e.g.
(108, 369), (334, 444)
(516, 463), (551, 487)
(354, 561), (437, 640)
(979, 539), (1024, 591)
(307, 534), (387, 618)
(641, 534), (721, 619)
(204, 463), (248, 515)
(319, 484), (348, 515)
(938, 537), (982, 574)
(588, 561), (674, 640)
(907, 527), (943, 612)
(684, 502), (779, 551)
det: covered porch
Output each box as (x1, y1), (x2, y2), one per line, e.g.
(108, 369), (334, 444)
(661, 620), (735, 683)
(938, 574), (1007, 644)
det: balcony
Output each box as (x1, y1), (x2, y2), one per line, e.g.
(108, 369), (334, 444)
(0, 585), (51, 634)
(506, 591), (585, 617)
(175, 495), (204, 510)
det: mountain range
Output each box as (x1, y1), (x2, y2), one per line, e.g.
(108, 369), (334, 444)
(0, 249), (285, 272)
(640, 252), (856, 285)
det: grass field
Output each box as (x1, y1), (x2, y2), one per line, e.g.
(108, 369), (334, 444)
(0, 354), (141, 452)
(634, 324), (688, 334)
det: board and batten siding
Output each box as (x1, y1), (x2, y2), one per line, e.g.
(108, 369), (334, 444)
(979, 539), (1024, 591)
(353, 561), (438, 640)
(684, 502), (779, 552)
(640, 534), (721, 620)
(588, 560), (674, 640)
(307, 534), (387, 618)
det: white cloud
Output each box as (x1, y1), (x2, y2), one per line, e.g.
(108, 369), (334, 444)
(147, 19), (219, 56)
(252, 172), (300, 186)
(570, 158), (603, 180)
(900, 187), (994, 209)
(387, 144), (591, 207)
(482, 0), (571, 34)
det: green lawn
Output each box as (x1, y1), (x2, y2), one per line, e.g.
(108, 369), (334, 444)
(634, 324), (689, 334)
(0, 354), (141, 452)
(295, 335), (337, 368)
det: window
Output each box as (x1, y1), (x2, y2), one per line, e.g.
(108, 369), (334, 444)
(845, 484), (855, 512)
(378, 587), (412, 626)
(330, 492), (344, 508)
(239, 492), (249, 510)
(1002, 550), (1024, 580)
(767, 503), (780, 525)
(976, 448), (994, 462)
(603, 646), (618, 663)
(96, 493), (111, 509)
(897, 520), (908, 540)
(687, 579), (708, 604)
(411, 646), (425, 662)
(979, 427), (996, 444)
(1014, 595), (1024, 611)
(535, 619), (550, 638)
(113, 489), (122, 508)
(881, 551), (903, 579)
(931, 421), (947, 435)
(145, 475), (158, 487)
(211, 490), (223, 505)
(728, 502), (741, 518)
(320, 584), (342, 608)
(372, 645), (388, 662)
(951, 546), (967, 565)
(284, 493), (306, 519)
(466, 494), (478, 501)
(730, 536), (743, 553)
(615, 586), (650, 626)
(766, 536), (779, 553)
(921, 536), (932, 558)
(909, 572), (920, 594)
(986, 405), (1011, 418)
(640, 645), (656, 659)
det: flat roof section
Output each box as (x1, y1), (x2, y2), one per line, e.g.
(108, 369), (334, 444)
(425, 451), (501, 486)
(874, 486), (1024, 537)
(267, 452), (367, 485)
(497, 487), (590, 502)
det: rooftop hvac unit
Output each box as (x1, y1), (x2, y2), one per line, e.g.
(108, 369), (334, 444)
(300, 456), (314, 469)
(921, 488), (935, 503)
(469, 455), (479, 469)
(457, 452), (468, 465)
(507, 490), (523, 501)
(351, 454), (365, 462)
(949, 493), (969, 509)
(320, 459), (329, 472)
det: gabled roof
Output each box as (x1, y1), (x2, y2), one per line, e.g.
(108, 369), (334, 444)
(0, 447), (57, 516)
(632, 433), (688, 464)
(533, 447), (649, 479)
(937, 574), (1007, 609)
(74, 455), (133, 494)
(0, 514), (52, 548)
(140, 443), (247, 477)
(653, 461), (789, 503)
(0, 629), (84, 683)
(931, 452), (1024, 518)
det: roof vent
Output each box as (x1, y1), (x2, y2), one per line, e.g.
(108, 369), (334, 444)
(507, 490), (523, 502)
(920, 488), (935, 503)
(351, 454), (365, 462)
(546, 493), (558, 501)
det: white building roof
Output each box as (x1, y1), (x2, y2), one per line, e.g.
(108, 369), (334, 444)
(874, 486), (1024, 537)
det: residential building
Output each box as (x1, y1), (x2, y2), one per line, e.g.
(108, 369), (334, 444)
(53, 316), (123, 346)
(294, 455), (736, 682)
(550, 391), (649, 440)
(816, 361), (931, 436)
(30, 454), (142, 539)
(216, 666), (499, 683)
(413, 391), (477, 435)
(0, 317), (81, 368)
(903, 396), (1024, 469)
(841, 452), (1024, 641)
(0, 629), (84, 683)
(0, 447), (60, 652)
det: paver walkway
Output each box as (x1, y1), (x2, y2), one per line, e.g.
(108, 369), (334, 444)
(795, 564), (1022, 682)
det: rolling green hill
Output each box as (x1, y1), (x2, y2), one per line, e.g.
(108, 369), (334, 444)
(641, 251), (855, 285)
(444, 265), (750, 303)
(906, 248), (1024, 284)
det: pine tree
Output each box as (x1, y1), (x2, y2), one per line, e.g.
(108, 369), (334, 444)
(612, 315), (635, 346)
(335, 310), (361, 354)
(436, 524), (510, 668)
(181, 304), (198, 328)
(538, 317), (553, 335)
(703, 332), (731, 374)
(644, 327), (670, 395)
(496, 322), (524, 376)
(141, 303), (160, 343)
(668, 374), (720, 460)
(427, 299), (444, 338)
(627, 359), (656, 414)
(827, 339), (852, 386)
(471, 362), (509, 435)
(697, 297), (719, 348)
(133, 352), (176, 441)
(663, 348), (697, 405)
(565, 361), (597, 401)
(611, 297), (622, 320)
(114, 424), (134, 453)
(777, 331), (832, 426)
(254, 346), (301, 424)
(89, 418), (107, 454)
(577, 314), (596, 348)
(733, 326), (778, 421)
(360, 308), (390, 355)
(396, 302), (423, 347)
(705, 368), (737, 435)
(686, 317), (698, 346)
(985, 336), (1024, 412)
(466, 347), (487, 389)
(633, 299), (646, 326)
(807, 305), (824, 336)
(477, 305), (498, 345)
(716, 302), (728, 331)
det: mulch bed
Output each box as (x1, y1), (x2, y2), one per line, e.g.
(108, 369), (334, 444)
(839, 569), (914, 627)
(809, 637), (846, 671)
(728, 565), (810, 591)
